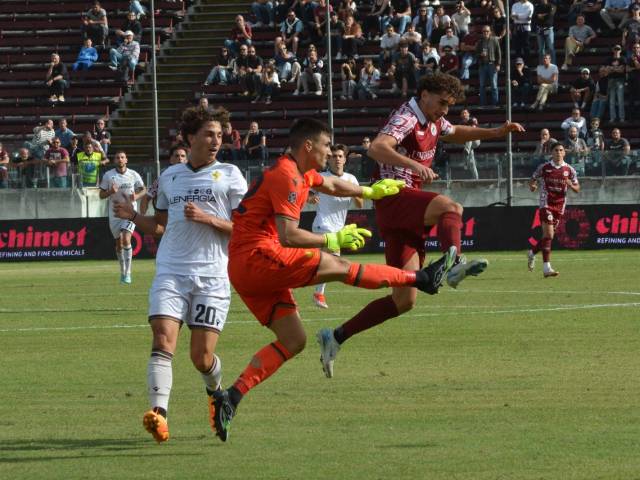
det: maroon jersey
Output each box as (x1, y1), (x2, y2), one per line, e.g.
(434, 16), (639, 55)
(531, 160), (579, 214)
(374, 98), (453, 189)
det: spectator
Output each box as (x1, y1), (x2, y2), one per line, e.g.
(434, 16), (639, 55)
(14, 148), (40, 188)
(73, 38), (99, 71)
(69, 136), (81, 172)
(629, 42), (640, 116)
(531, 53), (558, 110)
(600, 0), (631, 32)
(94, 118), (112, 156)
(328, 11), (345, 58)
(242, 45), (264, 97)
(204, 47), (236, 86)
(77, 141), (108, 187)
(225, 15), (253, 56)
(274, 43), (301, 83)
(452, 1), (472, 38)
(379, 24), (401, 66)
(254, 61), (280, 104)
(340, 58), (357, 99)
(81, 1), (109, 47)
(586, 117), (606, 174)
(252, 0), (275, 27)
(388, 0), (412, 35)
(109, 31), (140, 84)
(438, 26), (460, 55)
(363, 0), (390, 40)
(438, 45), (459, 76)
(562, 15), (596, 70)
(81, 131), (105, 156)
(429, 13), (450, 47)
(590, 65), (609, 119)
(476, 25), (501, 106)
(512, 57), (532, 107)
(55, 118), (76, 150)
(491, 6), (507, 42)
(198, 96), (209, 110)
(219, 123), (242, 163)
(580, 0), (604, 31)
(458, 26), (479, 81)
(296, 48), (324, 95)
(46, 53), (69, 103)
(354, 58), (381, 99)
(511, 0), (534, 63)
(570, 67), (596, 109)
(411, 3), (431, 41)
(26, 119), (55, 160)
(311, 0), (332, 44)
(233, 44), (252, 94)
(534, 128), (558, 159)
(342, 13), (364, 59)
(606, 44), (626, 123)
(564, 126), (589, 154)
(418, 40), (441, 72)
(622, 7), (640, 57)
(243, 121), (268, 166)
(561, 108), (588, 139)
(459, 109), (480, 179)
(347, 136), (373, 178)
(0, 143), (9, 188)
(605, 128), (631, 174)
(279, 10), (304, 55)
(129, 0), (148, 18)
(336, 0), (357, 21)
(115, 11), (143, 46)
(481, 0), (506, 20)
(391, 40), (418, 96)
(534, 0), (556, 65)
(44, 137), (70, 188)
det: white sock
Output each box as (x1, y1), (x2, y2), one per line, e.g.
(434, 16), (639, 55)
(117, 250), (125, 275)
(315, 283), (326, 295)
(201, 354), (222, 392)
(123, 246), (133, 276)
(147, 350), (173, 412)
(543, 262), (552, 272)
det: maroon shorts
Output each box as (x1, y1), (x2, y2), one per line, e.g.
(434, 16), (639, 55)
(374, 188), (439, 268)
(539, 207), (563, 228)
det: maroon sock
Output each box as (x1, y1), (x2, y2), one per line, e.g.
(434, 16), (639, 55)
(335, 295), (399, 344)
(531, 240), (540, 254)
(541, 237), (552, 262)
(437, 212), (462, 253)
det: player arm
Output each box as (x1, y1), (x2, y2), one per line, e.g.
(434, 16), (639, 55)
(353, 196), (364, 209)
(120, 204), (167, 237)
(133, 185), (147, 201)
(183, 202), (233, 234)
(442, 122), (525, 144)
(275, 214), (326, 248)
(368, 133), (416, 170)
(314, 175), (365, 198)
(568, 180), (580, 193)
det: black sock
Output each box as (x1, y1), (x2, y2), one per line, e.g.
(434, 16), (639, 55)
(333, 326), (346, 345)
(228, 386), (243, 408)
(153, 406), (167, 418)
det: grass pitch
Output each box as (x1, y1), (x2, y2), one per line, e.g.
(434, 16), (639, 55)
(1, 251), (639, 480)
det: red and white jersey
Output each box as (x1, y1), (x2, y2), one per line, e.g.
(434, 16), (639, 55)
(374, 97), (453, 189)
(531, 160), (579, 214)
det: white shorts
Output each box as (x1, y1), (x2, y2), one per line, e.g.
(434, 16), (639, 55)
(148, 273), (230, 332)
(109, 218), (136, 239)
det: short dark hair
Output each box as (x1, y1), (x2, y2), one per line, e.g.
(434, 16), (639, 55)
(417, 72), (465, 102)
(180, 106), (230, 144)
(169, 142), (189, 158)
(331, 143), (349, 156)
(289, 118), (331, 150)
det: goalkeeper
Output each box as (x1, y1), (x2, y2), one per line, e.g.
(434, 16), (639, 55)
(210, 118), (448, 442)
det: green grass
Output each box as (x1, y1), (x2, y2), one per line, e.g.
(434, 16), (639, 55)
(1, 251), (639, 479)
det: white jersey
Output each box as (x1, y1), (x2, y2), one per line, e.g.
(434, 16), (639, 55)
(154, 161), (248, 277)
(100, 168), (145, 222)
(312, 171), (359, 233)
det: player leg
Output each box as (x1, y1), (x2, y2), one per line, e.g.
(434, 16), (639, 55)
(312, 247), (336, 309)
(423, 194), (488, 288)
(541, 214), (559, 277)
(110, 221), (126, 282)
(120, 229), (134, 284)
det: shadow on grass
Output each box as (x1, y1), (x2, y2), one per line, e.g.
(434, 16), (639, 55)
(376, 442), (439, 449)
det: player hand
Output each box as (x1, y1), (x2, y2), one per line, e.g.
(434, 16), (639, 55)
(112, 197), (135, 220)
(324, 224), (372, 252)
(529, 182), (537, 192)
(361, 179), (405, 200)
(499, 121), (526, 135)
(108, 182), (118, 196)
(184, 202), (209, 224)
(410, 162), (439, 183)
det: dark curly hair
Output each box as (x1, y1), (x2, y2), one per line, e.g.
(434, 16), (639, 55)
(289, 117), (332, 150)
(417, 72), (465, 103)
(179, 106), (230, 145)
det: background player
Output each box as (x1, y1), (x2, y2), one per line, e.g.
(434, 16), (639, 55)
(317, 72), (526, 378)
(528, 143), (580, 277)
(113, 106), (248, 443)
(210, 118), (452, 442)
(310, 143), (363, 309)
(140, 143), (189, 215)
(99, 151), (146, 284)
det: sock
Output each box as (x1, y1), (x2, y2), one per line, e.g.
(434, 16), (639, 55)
(437, 212), (462, 253)
(540, 237), (552, 262)
(147, 349), (173, 413)
(233, 341), (293, 396)
(531, 241), (540, 255)
(117, 250), (125, 275)
(123, 245), (133, 276)
(343, 263), (416, 289)
(543, 261), (552, 272)
(201, 354), (222, 392)
(334, 295), (399, 344)
(314, 283), (326, 295)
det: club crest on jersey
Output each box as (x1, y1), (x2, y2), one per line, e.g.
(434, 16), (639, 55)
(430, 123), (437, 136)
(288, 191), (297, 204)
(563, 171), (569, 177)
(211, 171), (222, 181)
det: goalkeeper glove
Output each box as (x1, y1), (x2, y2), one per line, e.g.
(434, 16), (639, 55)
(324, 224), (372, 252)
(361, 179), (406, 200)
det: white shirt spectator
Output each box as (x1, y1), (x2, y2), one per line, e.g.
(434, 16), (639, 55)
(512, 0), (534, 30)
(439, 34), (460, 52)
(561, 115), (588, 137)
(536, 62), (559, 87)
(381, 32), (401, 50)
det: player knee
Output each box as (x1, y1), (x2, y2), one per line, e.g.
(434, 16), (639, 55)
(190, 349), (214, 372)
(282, 332), (307, 356)
(447, 201), (463, 216)
(394, 296), (416, 314)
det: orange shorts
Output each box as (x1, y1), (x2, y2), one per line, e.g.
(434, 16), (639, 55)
(228, 243), (322, 326)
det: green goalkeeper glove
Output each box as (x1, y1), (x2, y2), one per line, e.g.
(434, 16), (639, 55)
(324, 224), (372, 252)
(361, 179), (406, 200)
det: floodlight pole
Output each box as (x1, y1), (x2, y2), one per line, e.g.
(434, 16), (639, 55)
(150, 0), (161, 179)
(505, 6), (513, 207)
(325, 1), (334, 142)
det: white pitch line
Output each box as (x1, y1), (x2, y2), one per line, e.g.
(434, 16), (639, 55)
(1, 302), (638, 334)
